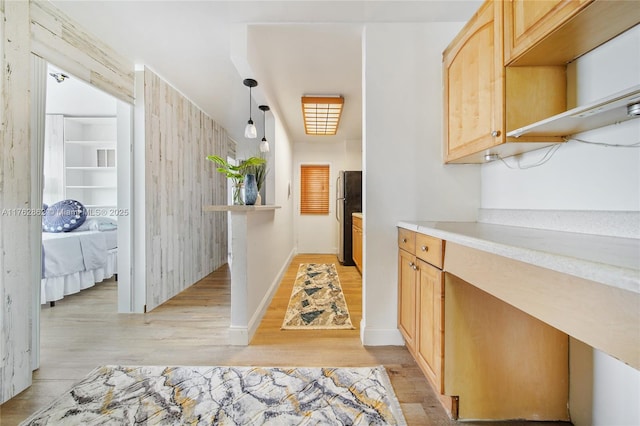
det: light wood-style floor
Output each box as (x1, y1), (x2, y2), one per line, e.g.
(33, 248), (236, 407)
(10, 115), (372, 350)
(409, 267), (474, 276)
(1, 254), (570, 425)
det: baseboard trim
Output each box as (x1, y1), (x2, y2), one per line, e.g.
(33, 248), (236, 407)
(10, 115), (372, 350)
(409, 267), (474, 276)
(229, 326), (249, 346)
(360, 322), (405, 346)
(244, 248), (297, 344)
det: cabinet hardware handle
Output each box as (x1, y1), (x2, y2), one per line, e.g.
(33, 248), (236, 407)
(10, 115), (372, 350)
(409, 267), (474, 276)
(408, 261), (414, 267)
(402, 238), (407, 243)
(412, 264), (418, 271)
(491, 130), (501, 137)
(421, 245), (428, 252)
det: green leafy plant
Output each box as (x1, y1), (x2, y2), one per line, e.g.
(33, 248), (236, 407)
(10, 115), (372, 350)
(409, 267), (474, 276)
(206, 155), (265, 183)
(244, 157), (269, 192)
(206, 155), (266, 204)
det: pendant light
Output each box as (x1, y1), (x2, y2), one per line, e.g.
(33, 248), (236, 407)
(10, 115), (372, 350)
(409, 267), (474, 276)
(259, 105), (270, 152)
(243, 78), (258, 138)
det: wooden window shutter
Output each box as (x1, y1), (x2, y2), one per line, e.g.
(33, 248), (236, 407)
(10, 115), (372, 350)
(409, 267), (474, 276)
(300, 165), (330, 214)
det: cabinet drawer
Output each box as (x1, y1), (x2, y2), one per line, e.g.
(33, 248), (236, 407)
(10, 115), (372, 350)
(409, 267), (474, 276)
(398, 228), (415, 254)
(415, 233), (443, 269)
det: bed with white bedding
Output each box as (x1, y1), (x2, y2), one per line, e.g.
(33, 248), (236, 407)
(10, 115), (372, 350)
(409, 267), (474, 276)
(41, 225), (117, 305)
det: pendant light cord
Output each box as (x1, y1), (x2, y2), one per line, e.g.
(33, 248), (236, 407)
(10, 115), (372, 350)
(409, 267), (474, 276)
(248, 86), (252, 122)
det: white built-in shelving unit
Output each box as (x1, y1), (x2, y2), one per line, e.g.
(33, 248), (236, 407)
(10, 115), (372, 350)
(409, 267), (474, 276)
(63, 116), (117, 212)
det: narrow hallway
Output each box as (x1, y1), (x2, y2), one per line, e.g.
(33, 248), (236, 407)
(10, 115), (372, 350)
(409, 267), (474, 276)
(1, 254), (569, 425)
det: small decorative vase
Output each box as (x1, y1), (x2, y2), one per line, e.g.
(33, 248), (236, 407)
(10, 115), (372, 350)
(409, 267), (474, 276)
(255, 192), (262, 206)
(244, 174), (258, 205)
(233, 182), (244, 205)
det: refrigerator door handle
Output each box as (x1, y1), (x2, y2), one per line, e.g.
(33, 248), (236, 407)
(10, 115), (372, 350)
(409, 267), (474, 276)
(336, 175), (342, 222)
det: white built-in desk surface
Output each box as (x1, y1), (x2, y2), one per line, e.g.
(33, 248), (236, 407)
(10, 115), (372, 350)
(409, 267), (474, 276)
(398, 221), (640, 369)
(398, 221), (639, 293)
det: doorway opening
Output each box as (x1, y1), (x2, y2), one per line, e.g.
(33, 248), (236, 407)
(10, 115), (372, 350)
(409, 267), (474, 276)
(33, 60), (134, 370)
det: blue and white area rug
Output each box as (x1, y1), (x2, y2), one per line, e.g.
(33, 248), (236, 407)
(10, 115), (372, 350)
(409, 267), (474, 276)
(21, 365), (407, 425)
(282, 263), (354, 330)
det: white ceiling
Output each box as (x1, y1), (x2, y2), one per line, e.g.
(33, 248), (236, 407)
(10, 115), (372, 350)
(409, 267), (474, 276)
(51, 1), (481, 145)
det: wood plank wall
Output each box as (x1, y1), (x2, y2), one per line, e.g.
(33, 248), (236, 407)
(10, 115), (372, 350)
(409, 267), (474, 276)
(0, 0), (34, 403)
(29, 0), (134, 104)
(144, 68), (228, 311)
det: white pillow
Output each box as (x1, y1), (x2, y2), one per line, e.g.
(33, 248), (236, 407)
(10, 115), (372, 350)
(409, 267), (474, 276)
(73, 217), (118, 232)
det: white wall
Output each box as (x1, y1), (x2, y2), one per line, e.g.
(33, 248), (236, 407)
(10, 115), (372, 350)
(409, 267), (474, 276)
(481, 26), (640, 212)
(592, 350), (640, 425)
(480, 25), (640, 426)
(361, 22), (480, 345)
(46, 65), (116, 116)
(270, 115), (296, 259)
(343, 139), (363, 170)
(294, 138), (362, 254)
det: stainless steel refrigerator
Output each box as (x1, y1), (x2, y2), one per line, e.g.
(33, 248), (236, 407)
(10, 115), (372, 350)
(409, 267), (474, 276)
(336, 170), (362, 266)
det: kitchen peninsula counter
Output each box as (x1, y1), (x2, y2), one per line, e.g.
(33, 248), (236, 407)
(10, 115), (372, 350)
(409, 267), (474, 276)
(204, 204), (281, 345)
(398, 220), (640, 370)
(203, 205), (281, 212)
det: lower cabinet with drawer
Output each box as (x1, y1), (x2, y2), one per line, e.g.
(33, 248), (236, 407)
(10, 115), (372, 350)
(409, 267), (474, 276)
(397, 228), (453, 411)
(398, 227), (569, 421)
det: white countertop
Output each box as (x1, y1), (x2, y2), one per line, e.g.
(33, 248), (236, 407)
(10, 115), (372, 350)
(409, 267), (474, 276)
(203, 205), (281, 212)
(352, 212), (363, 219)
(398, 221), (640, 294)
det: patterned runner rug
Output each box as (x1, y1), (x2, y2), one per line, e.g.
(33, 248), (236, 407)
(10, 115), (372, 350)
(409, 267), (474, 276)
(281, 263), (354, 330)
(21, 365), (406, 425)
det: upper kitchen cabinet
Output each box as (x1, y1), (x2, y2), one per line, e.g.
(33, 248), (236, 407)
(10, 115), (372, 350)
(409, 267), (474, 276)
(504, 0), (590, 65)
(504, 0), (640, 66)
(443, 1), (566, 164)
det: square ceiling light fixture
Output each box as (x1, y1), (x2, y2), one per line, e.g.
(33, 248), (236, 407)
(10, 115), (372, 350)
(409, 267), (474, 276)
(301, 96), (344, 135)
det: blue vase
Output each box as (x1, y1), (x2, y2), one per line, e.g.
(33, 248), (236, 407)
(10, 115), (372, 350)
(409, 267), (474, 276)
(244, 174), (258, 205)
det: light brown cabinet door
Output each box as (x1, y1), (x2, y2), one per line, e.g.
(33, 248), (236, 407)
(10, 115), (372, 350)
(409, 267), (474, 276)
(352, 222), (363, 272)
(506, 0), (640, 66)
(416, 259), (444, 393)
(443, 1), (504, 163)
(398, 249), (417, 353)
(504, 0), (592, 65)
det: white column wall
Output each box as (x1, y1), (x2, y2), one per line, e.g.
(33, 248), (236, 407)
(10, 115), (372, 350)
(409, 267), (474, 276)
(231, 109), (297, 343)
(361, 22), (480, 345)
(246, 113), (296, 339)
